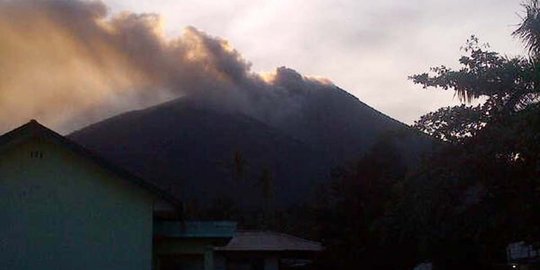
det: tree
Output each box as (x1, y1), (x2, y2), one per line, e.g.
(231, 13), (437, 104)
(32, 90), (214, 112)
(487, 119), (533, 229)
(410, 35), (539, 142)
(410, 32), (540, 172)
(403, 1), (540, 267)
(305, 136), (413, 270)
(258, 167), (274, 228)
(514, 0), (540, 60)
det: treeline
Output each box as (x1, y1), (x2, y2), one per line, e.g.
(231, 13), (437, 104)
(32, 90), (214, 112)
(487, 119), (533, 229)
(301, 1), (540, 268)
(185, 1), (540, 269)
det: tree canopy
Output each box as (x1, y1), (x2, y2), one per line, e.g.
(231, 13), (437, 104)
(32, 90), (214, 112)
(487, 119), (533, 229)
(401, 1), (540, 267)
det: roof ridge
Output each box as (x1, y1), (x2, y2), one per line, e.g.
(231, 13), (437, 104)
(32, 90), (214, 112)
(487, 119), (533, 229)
(235, 230), (322, 246)
(0, 120), (183, 211)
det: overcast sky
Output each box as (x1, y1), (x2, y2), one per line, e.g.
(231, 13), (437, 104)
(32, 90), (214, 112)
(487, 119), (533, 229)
(104, 0), (525, 124)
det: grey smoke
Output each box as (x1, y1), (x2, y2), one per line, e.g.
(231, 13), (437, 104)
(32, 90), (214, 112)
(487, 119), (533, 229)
(0, 0), (335, 133)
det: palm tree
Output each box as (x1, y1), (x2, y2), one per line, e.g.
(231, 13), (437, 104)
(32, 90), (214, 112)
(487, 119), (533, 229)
(513, 0), (540, 107)
(513, 0), (540, 60)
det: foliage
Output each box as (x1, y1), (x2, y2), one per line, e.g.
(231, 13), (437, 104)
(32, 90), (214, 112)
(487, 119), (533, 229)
(514, 0), (540, 60)
(400, 1), (540, 267)
(410, 36), (540, 143)
(185, 2), (540, 269)
(301, 137), (417, 270)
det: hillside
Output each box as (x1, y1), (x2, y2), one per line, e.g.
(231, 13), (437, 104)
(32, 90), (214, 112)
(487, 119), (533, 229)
(70, 87), (431, 209)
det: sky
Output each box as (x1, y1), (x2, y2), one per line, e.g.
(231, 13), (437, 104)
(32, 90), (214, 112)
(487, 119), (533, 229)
(0, 0), (528, 133)
(106, 0), (526, 124)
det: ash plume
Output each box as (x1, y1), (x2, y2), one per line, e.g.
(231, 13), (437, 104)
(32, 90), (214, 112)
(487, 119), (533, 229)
(0, 0), (335, 133)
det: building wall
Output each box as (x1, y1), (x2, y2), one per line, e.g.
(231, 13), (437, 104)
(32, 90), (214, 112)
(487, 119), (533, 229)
(0, 139), (154, 270)
(264, 256), (279, 270)
(155, 238), (219, 270)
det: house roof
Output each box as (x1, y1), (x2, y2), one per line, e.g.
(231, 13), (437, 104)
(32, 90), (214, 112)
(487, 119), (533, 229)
(154, 221), (237, 238)
(0, 120), (182, 210)
(215, 231), (323, 252)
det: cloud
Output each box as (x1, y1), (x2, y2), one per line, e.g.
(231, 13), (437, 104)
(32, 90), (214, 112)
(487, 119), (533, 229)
(0, 0), (337, 133)
(0, 0), (526, 132)
(183, 0), (523, 123)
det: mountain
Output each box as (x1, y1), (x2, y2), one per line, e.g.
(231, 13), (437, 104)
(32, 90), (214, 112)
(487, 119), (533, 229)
(69, 86), (431, 210)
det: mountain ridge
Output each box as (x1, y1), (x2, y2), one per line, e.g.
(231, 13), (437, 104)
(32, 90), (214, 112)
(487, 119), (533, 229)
(69, 87), (431, 209)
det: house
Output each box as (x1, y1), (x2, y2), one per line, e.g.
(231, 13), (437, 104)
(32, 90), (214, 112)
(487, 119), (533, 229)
(154, 221), (237, 270)
(0, 120), (182, 270)
(215, 231), (324, 270)
(155, 224), (323, 270)
(507, 241), (540, 269)
(0, 120), (323, 270)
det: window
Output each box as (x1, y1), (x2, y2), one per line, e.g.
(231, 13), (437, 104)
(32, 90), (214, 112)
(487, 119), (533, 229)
(30, 151), (43, 159)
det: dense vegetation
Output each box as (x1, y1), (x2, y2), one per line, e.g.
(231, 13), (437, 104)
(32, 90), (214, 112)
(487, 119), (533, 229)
(168, 2), (540, 269)
(290, 1), (540, 269)
(196, 13), (540, 267)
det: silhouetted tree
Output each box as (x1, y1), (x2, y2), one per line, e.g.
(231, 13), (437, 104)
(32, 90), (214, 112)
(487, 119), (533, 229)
(257, 167), (274, 229)
(306, 136), (413, 270)
(514, 0), (540, 60)
(233, 150), (247, 182)
(403, 2), (540, 266)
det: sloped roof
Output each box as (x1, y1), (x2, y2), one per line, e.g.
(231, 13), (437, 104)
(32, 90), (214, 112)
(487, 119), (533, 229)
(154, 221), (237, 238)
(216, 231), (323, 252)
(0, 120), (182, 210)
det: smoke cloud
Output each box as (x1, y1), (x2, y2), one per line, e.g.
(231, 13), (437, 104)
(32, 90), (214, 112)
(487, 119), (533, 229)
(0, 0), (335, 133)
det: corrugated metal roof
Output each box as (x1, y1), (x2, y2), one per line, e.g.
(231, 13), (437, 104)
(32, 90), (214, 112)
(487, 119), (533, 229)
(216, 231), (323, 252)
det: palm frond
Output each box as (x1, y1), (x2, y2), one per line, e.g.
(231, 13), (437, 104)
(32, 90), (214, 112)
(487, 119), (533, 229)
(513, 0), (540, 59)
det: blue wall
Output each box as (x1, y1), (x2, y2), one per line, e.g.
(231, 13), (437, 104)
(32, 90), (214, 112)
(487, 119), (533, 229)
(0, 139), (154, 270)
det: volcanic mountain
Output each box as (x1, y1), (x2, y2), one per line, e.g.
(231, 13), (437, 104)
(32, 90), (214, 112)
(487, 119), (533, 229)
(69, 74), (430, 209)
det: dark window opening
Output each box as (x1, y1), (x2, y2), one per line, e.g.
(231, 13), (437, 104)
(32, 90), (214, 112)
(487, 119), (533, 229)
(30, 151), (44, 159)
